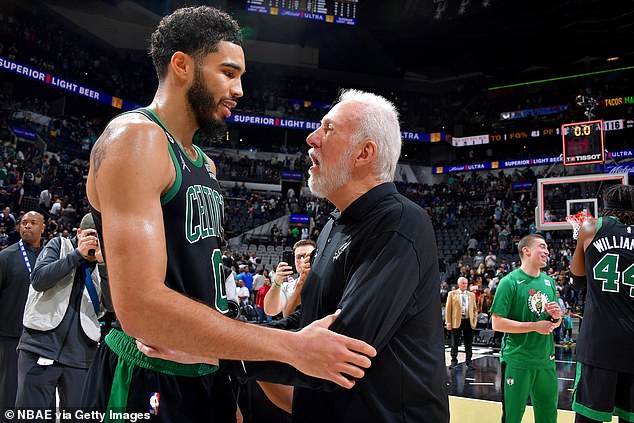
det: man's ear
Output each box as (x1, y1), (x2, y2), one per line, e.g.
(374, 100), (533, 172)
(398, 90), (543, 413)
(169, 51), (193, 83)
(354, 140), (377, 167)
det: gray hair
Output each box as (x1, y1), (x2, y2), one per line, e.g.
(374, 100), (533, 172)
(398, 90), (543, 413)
(337, 89), (402, 182)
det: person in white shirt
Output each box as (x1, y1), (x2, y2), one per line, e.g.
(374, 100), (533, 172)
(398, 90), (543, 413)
(264, 239), (315, 317)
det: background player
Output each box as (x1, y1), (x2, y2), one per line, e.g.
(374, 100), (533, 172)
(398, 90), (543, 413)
(491, 234), (562, 423)
(570, 184), (634, 423)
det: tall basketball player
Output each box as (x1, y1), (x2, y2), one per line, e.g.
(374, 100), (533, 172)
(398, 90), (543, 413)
(570, 184), (634, 423)
(80, 6), (375, 421)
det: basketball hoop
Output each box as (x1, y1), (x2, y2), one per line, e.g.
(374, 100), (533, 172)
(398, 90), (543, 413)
(566, 210), (593, 240)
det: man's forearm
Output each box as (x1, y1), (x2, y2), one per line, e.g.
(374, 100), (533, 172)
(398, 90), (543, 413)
(264, 286), (285, 316)
(119, 287), (299, 363)
(283, 284), (302, 317)
(492, 314), (536, 333)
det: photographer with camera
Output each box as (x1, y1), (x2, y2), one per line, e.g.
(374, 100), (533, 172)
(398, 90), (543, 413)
(15, 213), (105, 413)
(264, 239), (316, 318)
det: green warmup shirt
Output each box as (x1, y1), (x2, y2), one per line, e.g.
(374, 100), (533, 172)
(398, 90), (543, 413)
(491, 268), (558, 369)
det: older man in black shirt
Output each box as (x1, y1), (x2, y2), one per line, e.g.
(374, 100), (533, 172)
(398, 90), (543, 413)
(229, 89), (449, 422)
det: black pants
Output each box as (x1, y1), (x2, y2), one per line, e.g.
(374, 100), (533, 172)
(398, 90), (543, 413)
(15, 350), (88, 415)
(451, 318), (473, 363)
(81, 339), (237, 423)
(0, 337), (19, 412)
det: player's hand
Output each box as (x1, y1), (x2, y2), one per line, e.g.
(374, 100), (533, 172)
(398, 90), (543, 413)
(545, 301), (562, 320)
(290, 310), (376, 389)
(446, 324), (452, 331)
(533, 320), (557, 335)
(135, 339), (219, 366)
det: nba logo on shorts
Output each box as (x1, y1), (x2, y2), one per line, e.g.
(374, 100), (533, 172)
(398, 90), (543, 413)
(149, 392), (160, 415)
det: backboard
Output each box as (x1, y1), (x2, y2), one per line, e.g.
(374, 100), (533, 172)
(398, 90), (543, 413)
(535, 173), (629, 231)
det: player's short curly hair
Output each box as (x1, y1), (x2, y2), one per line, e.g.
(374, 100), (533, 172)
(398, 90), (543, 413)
(601, 184), (634, 225)
(149, 6), (242, 79)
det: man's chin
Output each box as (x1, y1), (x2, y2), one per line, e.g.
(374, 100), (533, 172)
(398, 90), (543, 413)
(197, 119), (226, 141)
(308, 178), (328, 199)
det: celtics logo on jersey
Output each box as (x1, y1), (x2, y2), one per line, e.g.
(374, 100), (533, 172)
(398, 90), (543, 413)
(527, 288), (550, 318)
(185, 185), (224, 244)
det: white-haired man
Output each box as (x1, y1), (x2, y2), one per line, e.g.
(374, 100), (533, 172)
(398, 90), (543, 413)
(224, 89), (450, 422)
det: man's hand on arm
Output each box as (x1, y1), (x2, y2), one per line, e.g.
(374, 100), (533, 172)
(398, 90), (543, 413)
(285, 310), (376, 389)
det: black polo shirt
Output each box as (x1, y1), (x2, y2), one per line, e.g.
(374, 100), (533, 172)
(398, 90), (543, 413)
(223, 182), (449, 422)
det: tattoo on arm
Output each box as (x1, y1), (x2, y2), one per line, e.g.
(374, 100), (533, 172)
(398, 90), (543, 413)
(91, 127), (113, 177)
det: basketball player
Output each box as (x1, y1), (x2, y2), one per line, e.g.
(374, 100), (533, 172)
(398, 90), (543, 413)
(491, 234), (562, 423)
(570, 184), (634, 423)
(80, 6), (375, 421)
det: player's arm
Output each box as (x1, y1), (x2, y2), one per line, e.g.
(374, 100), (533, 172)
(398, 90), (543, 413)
(570, 217), (597, 289)
(87, 116), (375, 388)
(491, 314), (556, 335)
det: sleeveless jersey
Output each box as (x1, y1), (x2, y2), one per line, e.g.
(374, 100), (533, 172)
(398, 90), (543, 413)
(92, 108), (229, 317)
(576, 216), (634, 373)
(490, 268), (557, 369)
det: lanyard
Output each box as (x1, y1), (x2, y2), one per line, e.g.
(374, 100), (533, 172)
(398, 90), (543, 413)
(81, 262), (101, 316)
(18, 240), (33, 274)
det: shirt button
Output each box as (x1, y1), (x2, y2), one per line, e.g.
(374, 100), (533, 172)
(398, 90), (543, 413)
(327, 238), (331, 243)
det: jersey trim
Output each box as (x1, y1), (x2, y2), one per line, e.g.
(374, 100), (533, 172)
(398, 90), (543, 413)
(143, 109), (204, 168)
(160, 143), (181, 206)
(128, 108), (182, 206)
(597, 216), (603, 231)
(105, 328), (218, 376)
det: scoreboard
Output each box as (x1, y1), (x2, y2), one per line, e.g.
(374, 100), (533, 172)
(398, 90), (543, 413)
(561, 119), (605, 166)
(246, 0), (358, 25)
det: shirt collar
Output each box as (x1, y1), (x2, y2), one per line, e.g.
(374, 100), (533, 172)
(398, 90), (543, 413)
(334, 182), (397, 222)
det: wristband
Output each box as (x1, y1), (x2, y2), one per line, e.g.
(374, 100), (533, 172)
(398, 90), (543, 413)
(273, 279), (282, 288)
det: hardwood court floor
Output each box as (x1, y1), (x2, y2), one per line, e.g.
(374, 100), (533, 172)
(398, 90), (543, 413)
(446, 345), (619, 422)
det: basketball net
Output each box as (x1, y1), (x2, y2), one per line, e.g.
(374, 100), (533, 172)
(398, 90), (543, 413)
(566, 210), (593, 240)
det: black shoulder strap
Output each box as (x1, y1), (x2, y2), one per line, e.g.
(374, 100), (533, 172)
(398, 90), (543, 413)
(122, 108), (176, 146)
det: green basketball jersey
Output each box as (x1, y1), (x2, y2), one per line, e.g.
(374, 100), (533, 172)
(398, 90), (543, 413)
(491, 268), (557, 369)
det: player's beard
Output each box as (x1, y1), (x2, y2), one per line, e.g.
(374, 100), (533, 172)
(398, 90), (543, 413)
(308, 146), (354, 198)
(187, 66), (227, 142)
